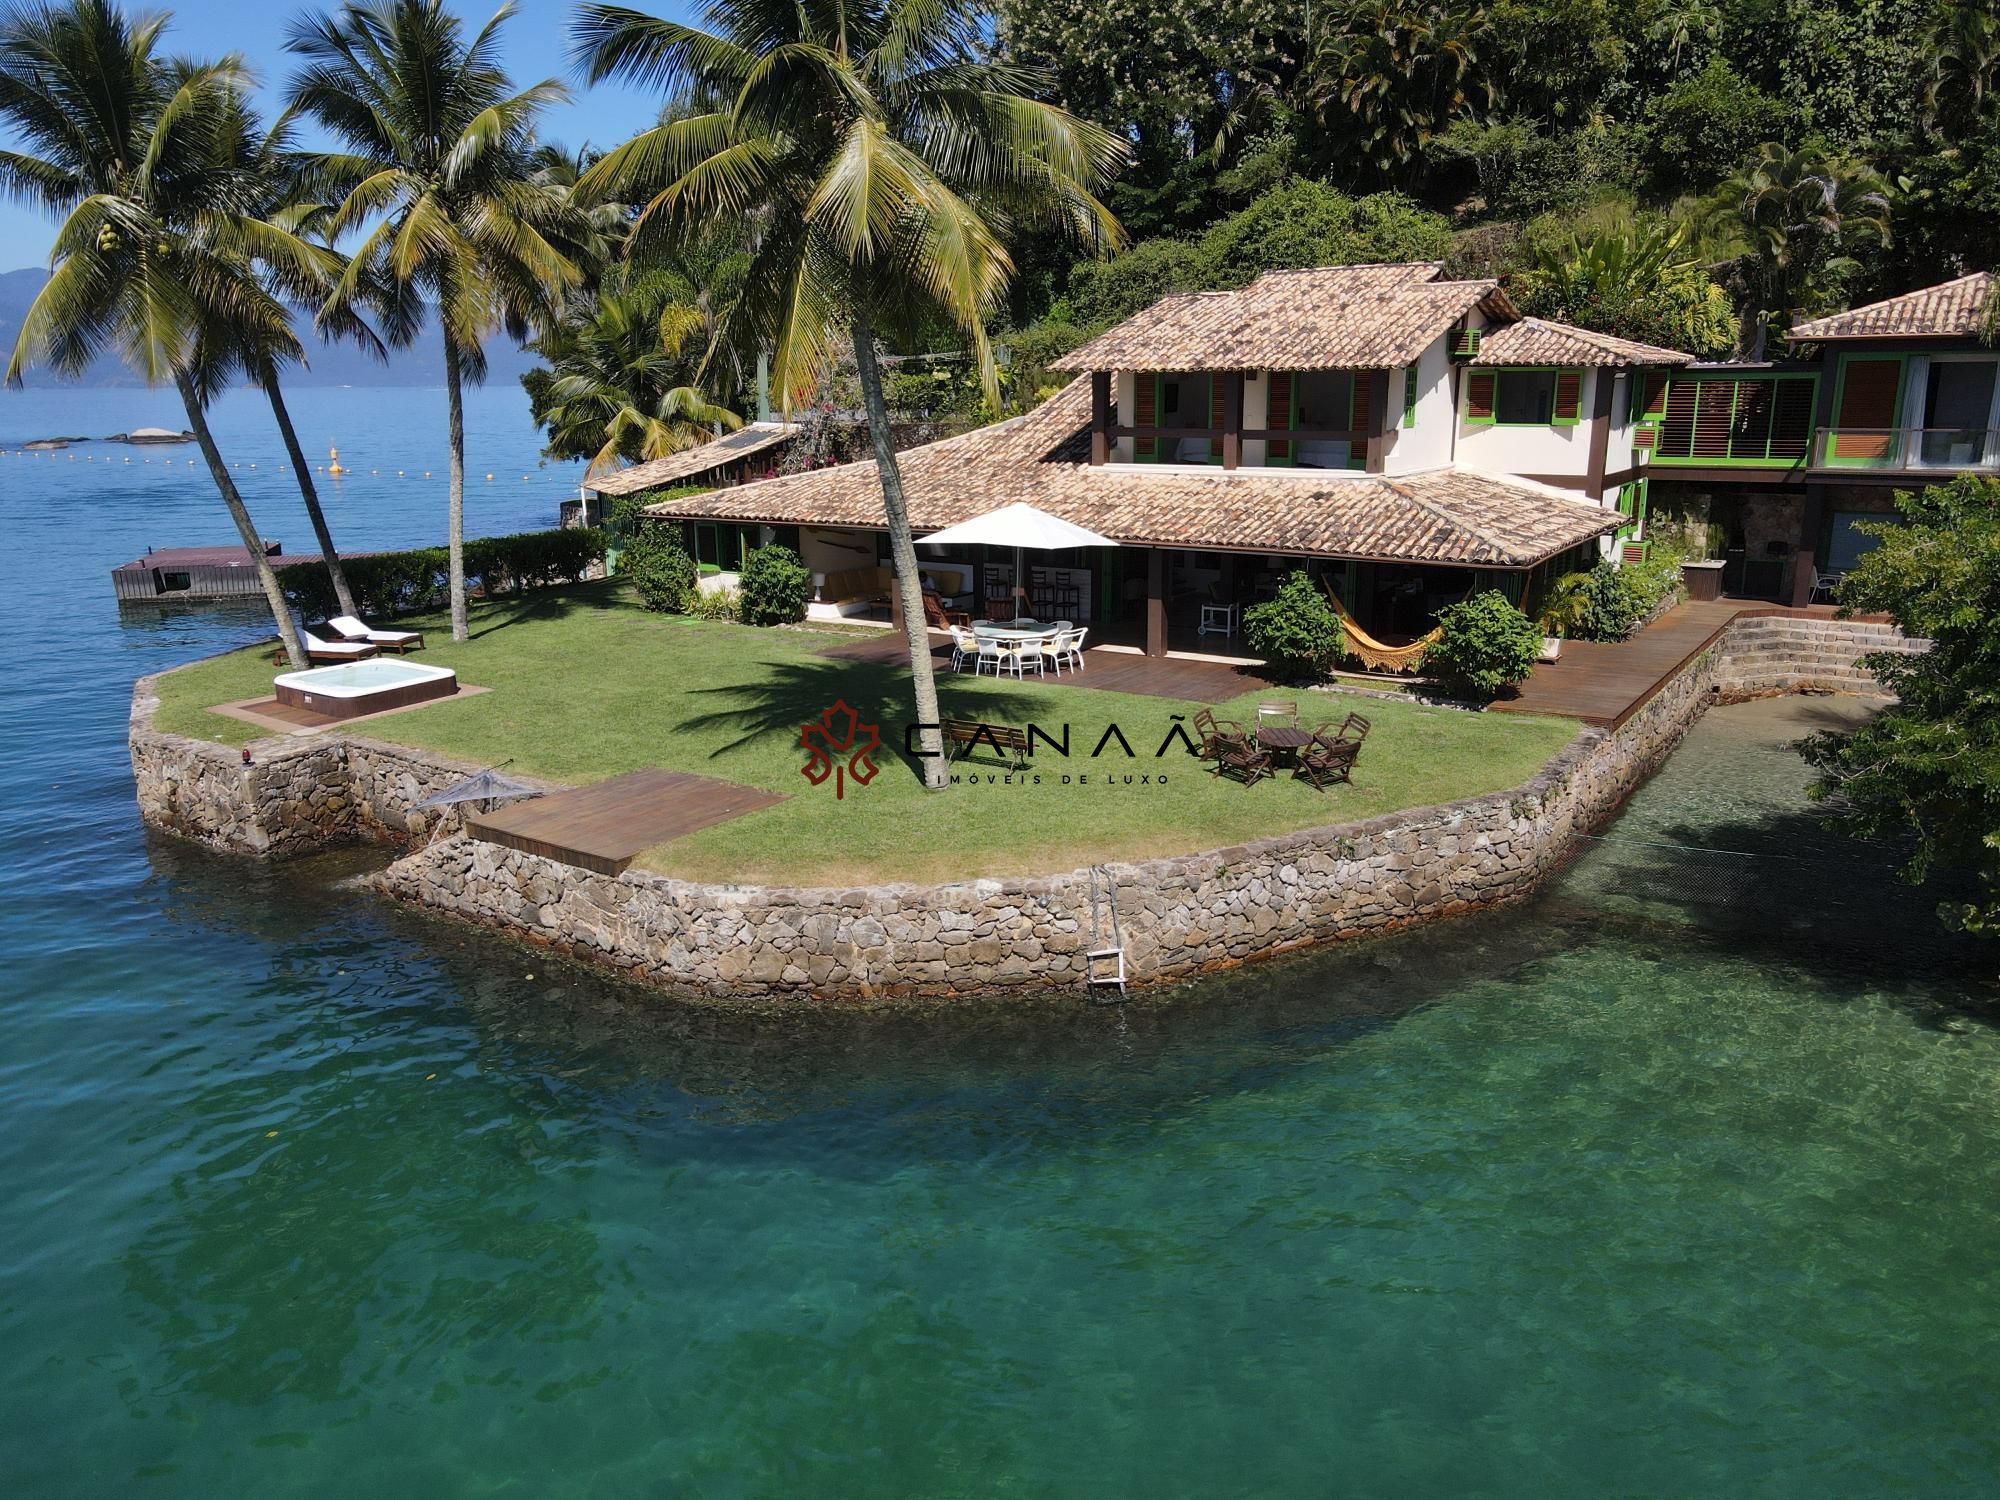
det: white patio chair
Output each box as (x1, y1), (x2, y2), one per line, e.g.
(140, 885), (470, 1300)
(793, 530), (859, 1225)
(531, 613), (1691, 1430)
(974, 633), (1007, 676)
(1810, 569), (1844, 603)
(1001, 638), (1043, 679)
(1064, 627), (1088, 672)
(947, 625), (977, 672)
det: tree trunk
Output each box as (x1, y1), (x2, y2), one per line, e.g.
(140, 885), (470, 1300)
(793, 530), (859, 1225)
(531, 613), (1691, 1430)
(261, 367), (357, 619)
(852, 313), (946, 791)
(443, 326), (469, 642)
(175, 370), (308, 670)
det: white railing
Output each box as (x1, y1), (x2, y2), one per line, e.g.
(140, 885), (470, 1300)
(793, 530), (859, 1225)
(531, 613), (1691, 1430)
(1813, 427), (2000, 471)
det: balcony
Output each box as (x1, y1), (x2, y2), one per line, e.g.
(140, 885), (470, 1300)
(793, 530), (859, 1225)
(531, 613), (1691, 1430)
(1812, 427), (2000, 473)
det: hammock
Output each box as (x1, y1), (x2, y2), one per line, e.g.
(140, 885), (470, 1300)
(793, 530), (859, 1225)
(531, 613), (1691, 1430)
(1322, 580), (1442, 673)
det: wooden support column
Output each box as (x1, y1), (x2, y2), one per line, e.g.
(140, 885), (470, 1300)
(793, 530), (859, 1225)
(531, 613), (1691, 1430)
(1090, 371), (1111, 465)
(1145, 547), (1167, 658)
(1790, 484), (1829, 608)
(1586, 368), (1617, 501)
(1366, 368), (1393, 473)
(1223, 371), (1244, 469)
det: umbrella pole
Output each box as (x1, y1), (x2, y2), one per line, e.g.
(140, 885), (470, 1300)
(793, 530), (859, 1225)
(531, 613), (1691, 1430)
(1014, 545), (1024, 618)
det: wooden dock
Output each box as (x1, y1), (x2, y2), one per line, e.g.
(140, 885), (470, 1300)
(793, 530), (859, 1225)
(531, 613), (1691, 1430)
(819, 631), (1264, 703)
(1492, 601), (1873, 728)
(465, 769), (784, 875)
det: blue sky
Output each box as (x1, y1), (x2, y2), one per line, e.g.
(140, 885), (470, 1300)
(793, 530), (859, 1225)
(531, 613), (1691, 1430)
(0, 0), (692, 269)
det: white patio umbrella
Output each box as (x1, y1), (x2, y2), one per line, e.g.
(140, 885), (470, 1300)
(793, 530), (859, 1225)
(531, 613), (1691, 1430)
(919, 502), (1118, 617)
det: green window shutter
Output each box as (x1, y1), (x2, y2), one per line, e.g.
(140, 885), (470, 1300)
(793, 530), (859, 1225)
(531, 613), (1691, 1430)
(1553, 370), (1582, 425)
(1466, 370), (1496, 424)
(1402, 366), (1418, 428)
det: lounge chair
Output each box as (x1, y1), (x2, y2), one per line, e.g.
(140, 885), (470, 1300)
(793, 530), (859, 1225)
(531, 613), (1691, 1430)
(1295, 713), (1370, 791)
(1215, 736), (1274, 787)
(922, 592), (971, 630)
(327, 614), (426, 653)
(1191, 707), (1247, 760)
(271, 631), (378, 665)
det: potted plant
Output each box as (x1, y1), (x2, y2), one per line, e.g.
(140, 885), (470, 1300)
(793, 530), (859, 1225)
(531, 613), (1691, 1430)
(1533, 570), (1592, 661)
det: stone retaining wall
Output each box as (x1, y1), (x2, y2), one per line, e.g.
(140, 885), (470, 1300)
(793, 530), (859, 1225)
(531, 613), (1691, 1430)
(129, 615), (1921, 1002)
(129, 674), (558, 856)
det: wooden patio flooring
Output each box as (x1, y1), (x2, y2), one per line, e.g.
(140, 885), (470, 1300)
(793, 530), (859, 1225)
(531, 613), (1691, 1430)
(1491, 600), (1856, 728)
(464, 769), (784, 876)
(817, 631), (1267, 703)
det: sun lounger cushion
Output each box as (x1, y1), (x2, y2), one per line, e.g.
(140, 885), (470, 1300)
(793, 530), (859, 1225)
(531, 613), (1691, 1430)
(329, 615), (422, 644)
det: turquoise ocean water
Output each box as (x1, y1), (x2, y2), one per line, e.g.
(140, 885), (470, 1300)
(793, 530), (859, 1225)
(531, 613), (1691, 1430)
(1, 384), (1997, 1496)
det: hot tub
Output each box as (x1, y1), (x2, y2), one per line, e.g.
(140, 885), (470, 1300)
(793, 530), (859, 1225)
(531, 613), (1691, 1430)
(273, 658), (459, 719)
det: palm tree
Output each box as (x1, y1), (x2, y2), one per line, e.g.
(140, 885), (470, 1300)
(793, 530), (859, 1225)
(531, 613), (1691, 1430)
(1707, 143), (1892, 357)
(208, 88), (378, 621)
(1312, 1), (1498, 179)
(571, 0), (1124, 789)
(0, 0), (313, 667)
(525, 275), (744, 477)
(284, 0), (583, 642)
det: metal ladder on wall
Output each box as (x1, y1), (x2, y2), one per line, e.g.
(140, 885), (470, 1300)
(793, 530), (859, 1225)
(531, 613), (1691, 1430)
(1085, 865), (1128, 1000)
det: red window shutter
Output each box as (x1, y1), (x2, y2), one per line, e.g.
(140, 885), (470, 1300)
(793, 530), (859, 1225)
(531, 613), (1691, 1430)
(1729, 380), (1773, 458)
(1266, 371), (1292, 460)
(1641, 372), (1669, 419)
(1209, 375), (1227, 460)
(1134, 374), (1156, 459)
(1693, 379), (1737, 456)
(1350, 372), (1372, 433)
(1466, 370), (1495, 421)
(1553, 370), (1582, 422)
(1834, 358), (1902, 459)
(1770, 378), (1815, 459)
(1660, 379), (1697, 457)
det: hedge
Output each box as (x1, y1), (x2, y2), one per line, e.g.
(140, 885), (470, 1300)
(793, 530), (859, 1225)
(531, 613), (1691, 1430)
(277, 527), (606, 620)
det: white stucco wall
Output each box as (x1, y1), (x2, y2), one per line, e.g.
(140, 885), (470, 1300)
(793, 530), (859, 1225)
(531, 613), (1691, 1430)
(1114, 371), (1137, 461)
(800, 527), (878, 577)
(1241, 373), (1270, 467)
(1454, 366), (1601, 482)
(1384, 336), (1457, 474)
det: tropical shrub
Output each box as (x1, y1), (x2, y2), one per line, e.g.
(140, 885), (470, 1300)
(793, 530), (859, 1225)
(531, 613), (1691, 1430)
(737, 544), (812, 625)
(276, 528), (604, 620)
(620, 524), (699, 613)
(610, 485), (712, 542)
(1423, 591), (1543, 700)
(1515, 220), (1736, 357)
(1564, 556), (1685, 640)
(687, 585), (744, 621)
(1243, 572), (1345, 679)
(1192, 182), (1454, 288)
(1799, 475), (2000, 935)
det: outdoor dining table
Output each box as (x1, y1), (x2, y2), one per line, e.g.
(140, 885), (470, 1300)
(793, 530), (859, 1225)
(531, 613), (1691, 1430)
(1254, 725), (1317, 765)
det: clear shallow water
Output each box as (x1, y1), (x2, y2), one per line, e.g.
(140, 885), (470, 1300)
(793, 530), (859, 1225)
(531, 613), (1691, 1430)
(3, 385), (1998, 1496)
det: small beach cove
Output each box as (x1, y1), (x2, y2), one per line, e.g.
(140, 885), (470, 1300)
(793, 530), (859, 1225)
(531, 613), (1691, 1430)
(6, 384), (2000, 1495)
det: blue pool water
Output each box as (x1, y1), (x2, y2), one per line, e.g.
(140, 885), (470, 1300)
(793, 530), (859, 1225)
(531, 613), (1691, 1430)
(1, 384), (1996, 1496)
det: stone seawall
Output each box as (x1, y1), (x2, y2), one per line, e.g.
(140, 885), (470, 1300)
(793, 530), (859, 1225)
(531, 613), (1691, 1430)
(130, 615), (1918, 1002)
(129, 674), (558, 856)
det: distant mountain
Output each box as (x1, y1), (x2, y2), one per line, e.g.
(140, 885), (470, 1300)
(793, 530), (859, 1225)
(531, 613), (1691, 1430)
(0, 266), (541, 389)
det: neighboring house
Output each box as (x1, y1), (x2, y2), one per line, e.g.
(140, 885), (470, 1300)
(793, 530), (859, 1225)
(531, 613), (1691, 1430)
(564, 421), (800, 546)
(1640, 271), (1997, 605)
(642, 262), (1694, 655)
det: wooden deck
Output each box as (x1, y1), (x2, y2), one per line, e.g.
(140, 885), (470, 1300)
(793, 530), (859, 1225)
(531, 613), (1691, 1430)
(818, 631), (1267, 703)
(465, 769), (784, 875)
(1492, 601), (1863, 728)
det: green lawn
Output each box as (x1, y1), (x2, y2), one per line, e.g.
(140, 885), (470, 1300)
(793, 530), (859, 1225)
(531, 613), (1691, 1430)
(151, 581), (1579, 886)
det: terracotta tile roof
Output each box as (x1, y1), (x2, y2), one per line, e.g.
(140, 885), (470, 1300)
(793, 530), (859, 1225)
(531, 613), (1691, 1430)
(585, 422), (799, 496)
(1788, 272), (1995, 341)
(1472, 317), (1693, 367)
(1048, 263), (1515, 373)
(642, 381), (1618, 568)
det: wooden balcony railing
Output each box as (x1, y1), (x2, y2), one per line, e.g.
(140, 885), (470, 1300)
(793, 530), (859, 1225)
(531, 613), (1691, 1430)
(1813, 427), (2000, 471)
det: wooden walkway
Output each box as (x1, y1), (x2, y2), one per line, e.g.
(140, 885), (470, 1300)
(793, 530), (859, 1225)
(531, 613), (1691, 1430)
(818, 631), (1265, 703)
(465, 769), (784, 876)
(1492, 601), (1863, 728)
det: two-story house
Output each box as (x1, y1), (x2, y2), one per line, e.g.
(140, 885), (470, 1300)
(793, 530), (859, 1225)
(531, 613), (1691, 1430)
(1636, 271), (1996, 605)
(637, 262), (1694, 658)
